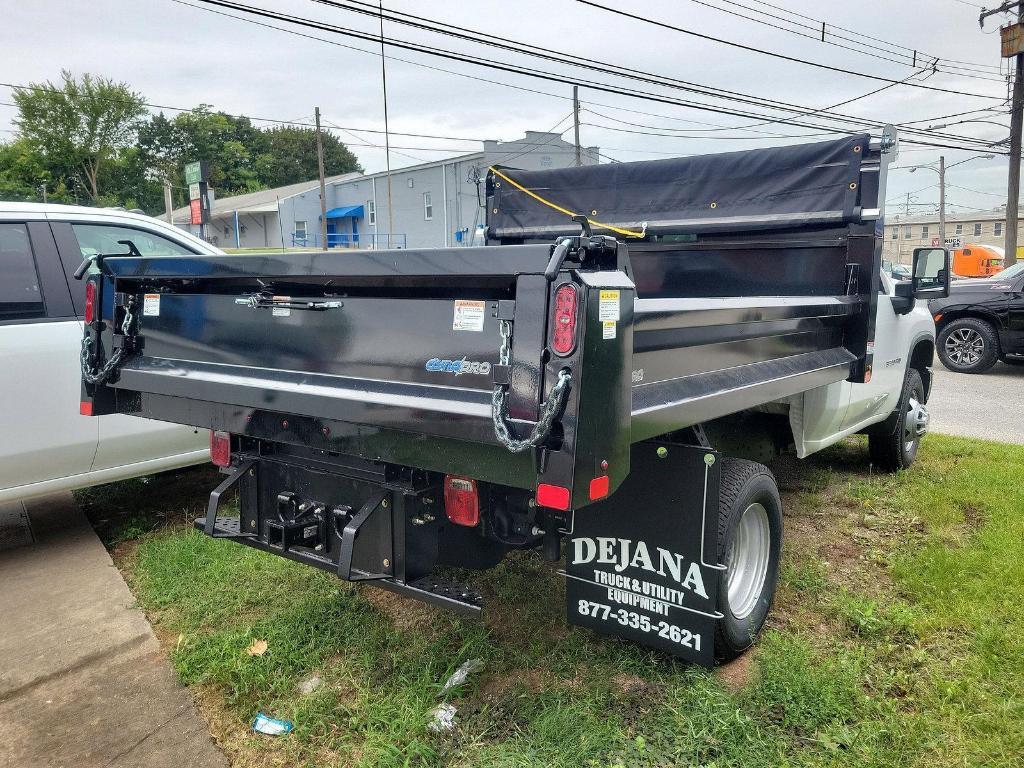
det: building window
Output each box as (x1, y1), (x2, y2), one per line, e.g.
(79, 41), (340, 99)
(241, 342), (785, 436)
(974, 223), (982, 236)
(367, 200), (375, 226)
(903, 225), (912, 240)
(955, 224), (963, 235)
(995, 221), (1003, 236)
(294, 220), (307, 241)
(408, 178), (415, 189)
(921, 225), (929, 239)
(890, 227), (898, 240)
(423, 192), (433, 221)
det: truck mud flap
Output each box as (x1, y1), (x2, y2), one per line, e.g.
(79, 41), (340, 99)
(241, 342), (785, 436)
(196, 456), (483, 615)
(564, 441), (724, 667)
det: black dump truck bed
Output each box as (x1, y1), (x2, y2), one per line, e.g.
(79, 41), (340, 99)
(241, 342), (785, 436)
(79, 133), (893, 665)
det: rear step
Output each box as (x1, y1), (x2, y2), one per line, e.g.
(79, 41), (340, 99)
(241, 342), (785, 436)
(195, 510), (484, 616)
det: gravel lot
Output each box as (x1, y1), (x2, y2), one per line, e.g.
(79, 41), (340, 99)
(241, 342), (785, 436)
(928, 357), (1024, 445)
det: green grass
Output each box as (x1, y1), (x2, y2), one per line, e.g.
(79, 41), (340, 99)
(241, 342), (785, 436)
(88, 434), (1024, 767)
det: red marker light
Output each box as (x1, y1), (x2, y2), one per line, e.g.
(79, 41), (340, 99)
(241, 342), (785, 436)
(589, 475), (609, 501)
(551, 283), (578, 355)
(536, 483), (571, 511)
(444, 475), (480, 527)
(84, 281), (96, 324)
(210, 430), (231, 467)
(79, 401), (93, 416)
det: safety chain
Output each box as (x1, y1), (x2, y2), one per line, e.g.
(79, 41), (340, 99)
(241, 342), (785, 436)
(80, 296), (136, 386)
(491, 319), (572, 453)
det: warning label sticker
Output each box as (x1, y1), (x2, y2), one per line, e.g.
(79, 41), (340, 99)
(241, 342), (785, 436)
(142, 294), (161, 316)
(602, 320), (617, 339)
(272, 296), (291, 317)
(599, 290), (620, 322)
(453, 300), (486, 332)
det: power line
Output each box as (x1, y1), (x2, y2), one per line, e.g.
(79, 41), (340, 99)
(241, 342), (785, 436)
(678, 0), (1005, 81)
(0, 80), (495, 145)
(315, 0), (1003, 147)
(576, 0), (1007, 100)
(171, 0), (1006, 153)
(718, 0), (1002, 73)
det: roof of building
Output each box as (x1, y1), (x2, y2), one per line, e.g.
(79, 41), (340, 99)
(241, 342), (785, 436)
(172, 171), (363, 218)
(884, 207), (1008, 225)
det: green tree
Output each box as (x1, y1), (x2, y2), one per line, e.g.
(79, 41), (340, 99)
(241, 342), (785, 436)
(255, 125), (362, 188)
(0, 138), (55, 202)
(12, 70), (146, 201)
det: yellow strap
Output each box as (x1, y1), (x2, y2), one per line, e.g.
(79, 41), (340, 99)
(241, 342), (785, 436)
(488, 166), (645, 239)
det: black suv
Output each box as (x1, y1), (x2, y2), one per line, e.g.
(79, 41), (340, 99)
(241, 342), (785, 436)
(929, 262), (1024, 373)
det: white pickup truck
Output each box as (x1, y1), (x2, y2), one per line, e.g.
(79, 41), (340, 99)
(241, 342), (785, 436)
(0, 203), (215, 504)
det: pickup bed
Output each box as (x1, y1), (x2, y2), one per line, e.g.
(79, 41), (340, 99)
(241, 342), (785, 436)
(78, 132), (945, 665)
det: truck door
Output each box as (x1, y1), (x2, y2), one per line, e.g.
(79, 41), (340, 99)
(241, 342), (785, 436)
(0, 221), (97, 496)
(842, 273), (912, 431)
(52, 222), (207, 472)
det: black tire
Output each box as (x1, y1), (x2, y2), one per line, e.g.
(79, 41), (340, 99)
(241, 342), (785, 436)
(868, 368), (925, 472)
(714, 458), (783, 663)
(936, 317), (999, 374)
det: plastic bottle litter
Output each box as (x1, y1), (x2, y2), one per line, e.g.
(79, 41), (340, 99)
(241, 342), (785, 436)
(252, 713), (294, 736)
(440, 658), (483, 693)
(427, 703), (457, 732)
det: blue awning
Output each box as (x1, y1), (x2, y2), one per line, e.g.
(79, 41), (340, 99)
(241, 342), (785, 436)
(324, 205), (364, 219)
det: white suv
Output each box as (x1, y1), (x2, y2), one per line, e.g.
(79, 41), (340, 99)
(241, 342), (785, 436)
(0, 202), (217, 503)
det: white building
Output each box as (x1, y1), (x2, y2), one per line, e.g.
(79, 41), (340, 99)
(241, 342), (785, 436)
(174, 131), (599, 250)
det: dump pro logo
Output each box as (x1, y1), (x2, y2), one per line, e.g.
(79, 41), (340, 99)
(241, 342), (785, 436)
(425, 357), (492, 376)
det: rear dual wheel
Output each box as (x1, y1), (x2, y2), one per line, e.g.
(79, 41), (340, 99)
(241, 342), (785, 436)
(715, 458), (783, 662)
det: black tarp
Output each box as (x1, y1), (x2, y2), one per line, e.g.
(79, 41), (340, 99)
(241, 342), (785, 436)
(487, 134), (873, 240)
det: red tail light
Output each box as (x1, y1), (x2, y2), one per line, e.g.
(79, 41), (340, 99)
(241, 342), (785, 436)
(444, 475), (480, 527)
(84, 281), (96, 324)
(551, 283), (578, 355)
(210, 430), (231, 467)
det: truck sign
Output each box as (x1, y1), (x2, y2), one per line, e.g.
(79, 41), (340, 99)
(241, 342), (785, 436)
(565, 442), (722, 665)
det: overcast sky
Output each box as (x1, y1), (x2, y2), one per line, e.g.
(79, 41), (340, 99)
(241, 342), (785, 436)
(1, 0), (1017, 217)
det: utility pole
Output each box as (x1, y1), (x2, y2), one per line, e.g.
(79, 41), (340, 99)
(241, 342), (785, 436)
(1006, 36), (1023, 267)
(981, 1), (1023, 267)
(938, 155), (946, 246)
(573, 85), (582, 166)
(315, 106), (328, 250)
(379, 0), (394, 246)
(163, 179), (174, 224)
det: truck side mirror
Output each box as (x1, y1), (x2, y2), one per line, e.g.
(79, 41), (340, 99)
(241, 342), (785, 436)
(911, 247), (950, 300)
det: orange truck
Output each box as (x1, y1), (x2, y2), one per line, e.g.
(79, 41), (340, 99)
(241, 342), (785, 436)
(952, 244), (1004, 277)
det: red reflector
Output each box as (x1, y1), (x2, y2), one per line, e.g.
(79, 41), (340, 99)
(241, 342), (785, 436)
(79, 401), (93, 416)
(210, 430), (231, 467)
(551, 283), (578, 355)
(589, 475), (609, 501)
(444, 475), (480, 527)
(536, 483), (571, 510)
(84, 281), (96, 324)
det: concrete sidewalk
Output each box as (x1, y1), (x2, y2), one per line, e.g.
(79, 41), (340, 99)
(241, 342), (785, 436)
(0, 494), (226, 768)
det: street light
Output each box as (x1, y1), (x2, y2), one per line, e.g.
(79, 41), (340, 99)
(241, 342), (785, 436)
(907, 154), (996, 245)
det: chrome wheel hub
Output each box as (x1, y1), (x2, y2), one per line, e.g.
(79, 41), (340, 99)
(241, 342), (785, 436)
(725, 502), (771, 620)
(904, 396), (929, 452)
(945, 328), (984, 366)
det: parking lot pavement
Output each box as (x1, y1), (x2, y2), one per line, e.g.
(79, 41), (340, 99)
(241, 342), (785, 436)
(927, 359), (1024, 445)
(0, 494), (226, 768)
